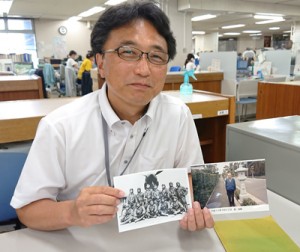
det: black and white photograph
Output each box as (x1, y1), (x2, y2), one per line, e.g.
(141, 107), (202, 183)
(191, 159), (269, 215)
(113, 168), (192, 232)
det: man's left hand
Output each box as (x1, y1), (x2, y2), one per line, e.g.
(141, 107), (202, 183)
(179, 201), (214, 231)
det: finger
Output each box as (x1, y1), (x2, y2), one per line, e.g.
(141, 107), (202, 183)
(203, 207), (214, 228)
(187, 208), (197, 231)
(83, 186), (125, 198)
(84, 194), (121, 207)
(179, 214), (188, 230)
(85, 204), (118, 216)
(193, 201), (205, 230)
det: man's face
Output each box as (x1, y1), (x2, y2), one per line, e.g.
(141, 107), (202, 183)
(96, 19), (168, 113)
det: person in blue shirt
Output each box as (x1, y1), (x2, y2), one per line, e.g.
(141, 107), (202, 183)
(225, 172), (236, 207)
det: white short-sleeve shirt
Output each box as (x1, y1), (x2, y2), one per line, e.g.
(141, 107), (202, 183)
(11, 84), (204, 209)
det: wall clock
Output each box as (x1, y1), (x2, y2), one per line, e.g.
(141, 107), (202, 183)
(58, 26), (67, 35)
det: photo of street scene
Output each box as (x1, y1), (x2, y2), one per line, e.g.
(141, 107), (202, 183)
(191, 159), (269, 214)
(113, 168), (191, 232)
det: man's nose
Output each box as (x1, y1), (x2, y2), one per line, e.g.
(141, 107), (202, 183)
(134, 54), (151, 76)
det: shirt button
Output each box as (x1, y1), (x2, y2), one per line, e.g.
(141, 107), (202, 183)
(130, 135), (134, 139)
(124, 160), (128, 164)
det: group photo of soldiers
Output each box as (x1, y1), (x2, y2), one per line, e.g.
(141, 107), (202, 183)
(119, 181), (189, 225)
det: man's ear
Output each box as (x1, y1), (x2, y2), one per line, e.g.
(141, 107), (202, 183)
(96, 53), (105, 78)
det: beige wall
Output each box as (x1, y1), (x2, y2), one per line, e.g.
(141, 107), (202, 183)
(34, 19), (92, 60)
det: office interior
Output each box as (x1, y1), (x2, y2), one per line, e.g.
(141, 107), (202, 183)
(1, 0), (300, 251)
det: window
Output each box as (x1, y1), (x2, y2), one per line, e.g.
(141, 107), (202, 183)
(0, 18), (37, 67)
(7, 19), (33, 30)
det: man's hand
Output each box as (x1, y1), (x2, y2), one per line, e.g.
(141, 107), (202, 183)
(70, 186), (124, 227)
(179, 201), (214, 231)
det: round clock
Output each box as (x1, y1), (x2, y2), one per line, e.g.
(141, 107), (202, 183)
(58, 26), (67, 35)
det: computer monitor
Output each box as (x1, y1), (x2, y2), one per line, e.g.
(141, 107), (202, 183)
(237, 60), (248, 70)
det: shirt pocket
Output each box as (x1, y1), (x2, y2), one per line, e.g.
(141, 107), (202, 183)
(137, 148), (171, 172)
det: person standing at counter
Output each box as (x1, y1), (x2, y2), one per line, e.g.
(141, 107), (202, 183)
(184, 53), (196, 71)
(11, 1), (214, 232)
(66, 50), (79, 71)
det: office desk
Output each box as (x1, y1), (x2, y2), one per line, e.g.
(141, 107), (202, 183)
(0, 191), (298, 252)
(256, 80), (300, 119)
(0, 91), (234, 162)
(0, 98), (76, 143)
(0, 75), (43, 101)
(164, 71), (223, 93)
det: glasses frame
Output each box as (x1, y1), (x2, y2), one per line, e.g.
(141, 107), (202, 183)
(101, 46), (169, 65)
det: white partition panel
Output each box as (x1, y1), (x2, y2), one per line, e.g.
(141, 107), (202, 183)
(200, 52), (237, 95)
(264, 50), (292, 76)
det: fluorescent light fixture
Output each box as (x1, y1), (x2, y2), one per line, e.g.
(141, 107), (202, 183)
(243, 30), (261, 33)
(105, 0), (127, 5)
(0, 0), (13, 14)
(191, 14), (216, 22)
(218, 34), (223, 37)
(269, 27), (280, 30)
(256, 18), (285, 24)
(192, 31), (206, 35)
(223, 32), (240, 36)
(254, 14), (283, 20)
(250, 33), (262, 36)
(283, 30), (291, 33)
(255, 13), (283, 17)
(68, 16), (82, 22)
(79, 6), (105, 17)
(222, 24), (245, 29)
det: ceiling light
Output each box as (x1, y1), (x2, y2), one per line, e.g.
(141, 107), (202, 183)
(256, 18), (285, 25)
(243, 30), (261, 33)
(254, 14), (283, 20)
(79, 7), (105, 17)
(191, 14), (216, 22)
(218, 34), (223, 37)
(192, 31), (206, 35)
(0, 0), (13, 14)
(105, 0), (127, 5)
(269, 27), (280, 30)
(222, 24), (245, 29)
(223, 32), (240, 36)
(68, 16), (82, 22)
(255, 13), (283, 18)
(250, 33), (262, 36)
(283, 30), (291, 33)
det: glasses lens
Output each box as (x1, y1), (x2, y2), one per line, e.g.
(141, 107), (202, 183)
(117, 46), (169, 65)
(148, 51), (169, 65)
(118, 46), (140, 61)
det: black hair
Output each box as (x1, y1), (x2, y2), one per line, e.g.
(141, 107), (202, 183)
(184, 53), (195, 67)
(86, 51), (94, 58)
(68, 50), (77, 56)
(91, 0), (176, 61)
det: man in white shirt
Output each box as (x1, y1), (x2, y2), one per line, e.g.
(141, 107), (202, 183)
(11, 1), (214, 232)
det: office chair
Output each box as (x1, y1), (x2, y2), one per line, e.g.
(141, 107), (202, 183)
(169, 66), (181, 72)
(236, 79), (258, 122)
(0, 152), (28, 229)
(65, 66), (78, 97)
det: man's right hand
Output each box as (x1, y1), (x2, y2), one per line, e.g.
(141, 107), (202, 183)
(70, 186), (125, 227)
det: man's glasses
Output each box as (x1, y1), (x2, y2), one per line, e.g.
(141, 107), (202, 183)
(101, 46), (169, 65)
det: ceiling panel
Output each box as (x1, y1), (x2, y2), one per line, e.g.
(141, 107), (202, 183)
(5, 0), (300, 37)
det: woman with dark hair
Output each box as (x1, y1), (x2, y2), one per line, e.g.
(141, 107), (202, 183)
(66, 50), (79, 71)
(184, 53), (196, 71)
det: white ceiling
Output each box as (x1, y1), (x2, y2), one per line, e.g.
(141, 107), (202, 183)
(6, 0), (300, 38)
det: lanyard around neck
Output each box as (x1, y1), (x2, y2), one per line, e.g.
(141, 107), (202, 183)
(101, 113), (148, 187)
